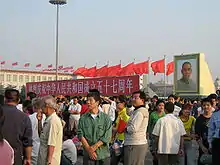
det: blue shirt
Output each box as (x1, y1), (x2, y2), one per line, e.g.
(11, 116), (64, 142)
(208, 111), (220, 148)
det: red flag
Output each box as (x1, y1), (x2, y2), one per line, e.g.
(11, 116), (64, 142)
(24, 63), (30, 67)
(0, 61), (5, 65)
(12, 62), (18, 66)
(119, 63), (135, 76)
(133, 61), (149, 75)
(95, 65), (108, 77)
(36, 64), (42, 68)
(73, 67), (87, 75)
(48, 64), (53, 68)
(166, 61), (174, 76)
(82, 66), (97, 77)
(107, 64), (121, 76)
(151, 59), (165, 75)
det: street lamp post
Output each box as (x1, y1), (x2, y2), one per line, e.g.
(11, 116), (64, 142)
(49, 0), (67, 81)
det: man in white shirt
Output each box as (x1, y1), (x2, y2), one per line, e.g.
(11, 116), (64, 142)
(102, 96), (116, 123)
(168, 94), (182, 117)
(152, 102), (186, 165)
(29, 98), (46, 165)
(68, 96), (82, 132)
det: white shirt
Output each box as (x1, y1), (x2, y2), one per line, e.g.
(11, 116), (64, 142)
(98, 105), (103, 112)
(29, 112), (46, 157)
(16, 104), (23, 112)
(69, 103), (81, 115)
(173, 105), (181, 117)
(108, 101), (116, 122)
(152, 113), (186, 154)
(62, 139), (77, 165)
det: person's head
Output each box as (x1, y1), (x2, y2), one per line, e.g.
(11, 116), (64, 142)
(152, 95), (159, 103)
(156, 100), (165, 112)
(181, 62), (192, 80)
(201, 98), (213, 114)
(0, 105), (4, 143)
(168, 94), (175, 104)
(27, 92), (37, 101)
(181, 103), (192, 117)
(63, 131), (73, 141)
(72, 96), (79, 105)
(4, 89), (20, 105)
(164, 102), (175, 114)
(32, 98), (43, 114)
(41, 96), (57, 116)
(22, 100), (33, 114)
(174, 95), (180, 102)
(132, 90), (147, 107)
(87, 89), (101, 112)
(208, 93), (217, 108)
(116, 95), (127, 111)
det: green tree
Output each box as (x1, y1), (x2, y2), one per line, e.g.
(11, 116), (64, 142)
(20, 85), (26, 101)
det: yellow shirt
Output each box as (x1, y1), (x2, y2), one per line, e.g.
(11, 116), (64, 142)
(115, 108), (130, 141)
(180, 116), (196, 140)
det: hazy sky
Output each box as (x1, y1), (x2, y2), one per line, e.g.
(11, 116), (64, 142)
(1, 0), (220, 82)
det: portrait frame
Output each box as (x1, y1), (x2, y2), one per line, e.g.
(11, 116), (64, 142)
(174, 53), (200, 94)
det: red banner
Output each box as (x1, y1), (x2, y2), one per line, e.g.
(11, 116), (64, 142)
(26, 75), (140, 96)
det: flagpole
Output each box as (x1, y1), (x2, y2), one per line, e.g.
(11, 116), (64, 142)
(147, 57), (150, 93)
(164, 55), (167, 97)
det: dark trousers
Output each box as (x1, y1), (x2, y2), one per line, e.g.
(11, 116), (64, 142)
(110, 153), (121, 165)
(83, 156), (110, 165)
(157, 154), (179, 165)
(60, 152), (72, 165)
(212, 138), (220, 165)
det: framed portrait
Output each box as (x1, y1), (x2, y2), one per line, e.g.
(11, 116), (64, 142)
(174, 54), (200, 94)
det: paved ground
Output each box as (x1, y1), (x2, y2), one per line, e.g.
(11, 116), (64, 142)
(75, 142), (200, 165)
(75, 151), (153, 165)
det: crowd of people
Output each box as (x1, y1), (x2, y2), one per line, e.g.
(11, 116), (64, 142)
(0, 89), (219, 165)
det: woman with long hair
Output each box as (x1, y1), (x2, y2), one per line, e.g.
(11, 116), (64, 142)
(0, 105), (14, 165)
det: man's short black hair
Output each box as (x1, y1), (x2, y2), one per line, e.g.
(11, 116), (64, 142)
(201, 97), (213, 106)
(182, 61), (192, 68)
(174, 95), (180, 100)
(118, 95), (127, 105)
(153, 95), (159, 100)
(132, 90), (147, 102)
(27, 92), (37, 100)
(87, 89), (101, 105)
(156, 99), (165, 106)
(168, 94), (175, 99)
(72, 96), (79, 100)
(5, 89), (20, 103)
(165, 102), (175, 113)
(208, 93), (217, 100)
